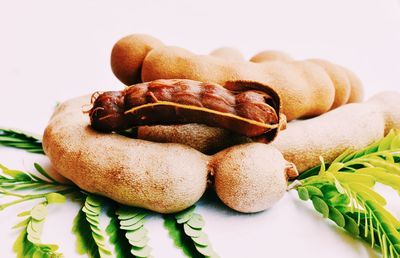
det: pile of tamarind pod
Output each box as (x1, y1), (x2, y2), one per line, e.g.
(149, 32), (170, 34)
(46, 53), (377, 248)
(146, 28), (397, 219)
(111, 34), (364, 121)
(43, 95), (297, 214)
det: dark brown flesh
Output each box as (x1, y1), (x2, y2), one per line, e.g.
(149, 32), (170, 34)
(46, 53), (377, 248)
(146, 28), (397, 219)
(89, 79), (280, 138)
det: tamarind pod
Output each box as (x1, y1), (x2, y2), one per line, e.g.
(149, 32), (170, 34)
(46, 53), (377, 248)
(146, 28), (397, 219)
(43, 96), (209, 213)
(308, 59), (352, 109)
(250, 50), (293, 63)
(111, 34), (164, 85)
(341, 66), (364, 103)
(210, 143), (297, 213)
(137, 123), (248, 154)
(272, 91), (400, 173)
(210, 47), (245, 62)
(89, 79), (283, 140)
(141, 46), (339, 120)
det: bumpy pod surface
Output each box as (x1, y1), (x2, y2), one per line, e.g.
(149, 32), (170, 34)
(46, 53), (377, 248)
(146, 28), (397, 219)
(89, 79), (284, 141)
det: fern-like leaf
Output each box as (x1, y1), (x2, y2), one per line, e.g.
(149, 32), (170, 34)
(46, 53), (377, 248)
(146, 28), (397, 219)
(164, 205), (219, 258)
(72, 207), (100, 258)
(0, 129), (44, 154)
(13, 202), (62, 258)
(105, 206), (132, 258)
(296, 129), (400, 258)
(82, 195), (113, 258)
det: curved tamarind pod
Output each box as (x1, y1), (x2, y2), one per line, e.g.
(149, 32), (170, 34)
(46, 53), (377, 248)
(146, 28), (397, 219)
(43, 95), (296, 213)
(89, 79), (283, 140)
(141, 46), (341, 120)
(210, 47), (245, 61)
(44, 96), (209, 213)
(272, 91), (400, 173)
(111, 34), (164, 85)
(250, 50), (293, 63)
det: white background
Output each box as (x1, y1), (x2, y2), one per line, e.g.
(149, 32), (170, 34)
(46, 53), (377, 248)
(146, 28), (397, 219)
(0, 0), (400, 257)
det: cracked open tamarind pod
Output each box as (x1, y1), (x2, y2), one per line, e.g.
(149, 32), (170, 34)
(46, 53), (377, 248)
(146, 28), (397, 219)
(89, 79), (284, 141)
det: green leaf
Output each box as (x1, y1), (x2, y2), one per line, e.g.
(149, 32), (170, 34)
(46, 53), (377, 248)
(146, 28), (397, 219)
(348, 183), (386, 206)
(0, 128), (44, 154)
(175, 206), (196, 224)
(163, 215), (201, 258)
(378, 130), (396, 151)
(343, 214), (360, 236)
(45, 193), (66, 204)
(297, 165), (322, 180)
(328, 206), (345, 227)
(30, 204), (48, 221)
(106, 207), (133, 258)
(13, 203), (62, 258)
(34, 163), (55, 182)
(72, 208), (100, 257)
(332, 172), (376, 187)
(311, 196), (329, 218)
(297, 187), (309, 201)
(357, 168), (400, 195)
(82, 195), (113, 257)
(187, 214), (205, 229)
(304, 185), (324, 198)
(0, 164), (32, 181)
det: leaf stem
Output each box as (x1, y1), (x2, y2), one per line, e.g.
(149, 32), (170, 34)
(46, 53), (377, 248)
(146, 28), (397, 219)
(0, 188), (76, 210)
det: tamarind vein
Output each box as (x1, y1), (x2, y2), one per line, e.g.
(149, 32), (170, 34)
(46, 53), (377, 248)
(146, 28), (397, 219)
(89, 79), (282, 139)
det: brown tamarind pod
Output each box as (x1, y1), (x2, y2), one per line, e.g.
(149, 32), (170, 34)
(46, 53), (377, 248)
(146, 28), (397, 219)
(307, 59), (352, 109)
(111, 34), (164, 85)
(210, 47), (245, 62)
(141, 46), (338, 121)
(250, 50), (293, 63)
(89, 79), (284, 141)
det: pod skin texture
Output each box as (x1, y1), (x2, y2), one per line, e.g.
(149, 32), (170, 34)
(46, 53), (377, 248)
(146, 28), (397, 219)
(272, 91), (400, 172)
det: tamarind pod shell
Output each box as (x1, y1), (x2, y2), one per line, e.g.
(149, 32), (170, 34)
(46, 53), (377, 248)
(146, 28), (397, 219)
(210, 47), (245, 62)
(90, 79), (283, 141)
(111, 34), (164, 85)
(250, 50), (293, 63)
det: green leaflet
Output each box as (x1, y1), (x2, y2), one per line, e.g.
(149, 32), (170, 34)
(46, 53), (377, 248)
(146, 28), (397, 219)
(113, 205), (152, 258)
(163, 215), (202, 258)
(105, 207), (132, 258)
(83, 195), (113, 258)
(296, 129), (400, 258)
(72, 208), (100, 258)
(0, 129), (44, 154)
(356, 168), (400, 195)
(173, 206), (219, 258)
(13, 202), (62, 258)
(34, 163), (56, 182)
